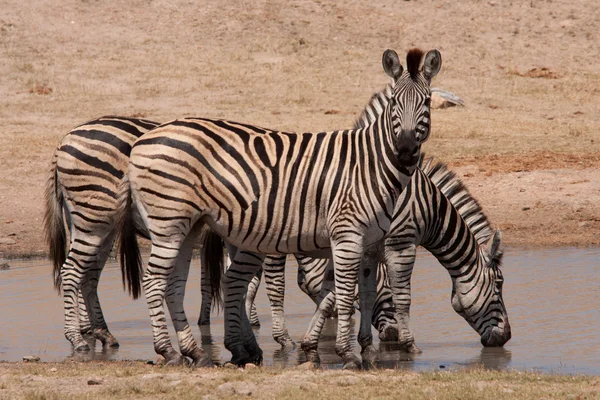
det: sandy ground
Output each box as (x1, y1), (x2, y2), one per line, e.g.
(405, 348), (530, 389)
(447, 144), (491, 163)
(1, 0), (599, 257)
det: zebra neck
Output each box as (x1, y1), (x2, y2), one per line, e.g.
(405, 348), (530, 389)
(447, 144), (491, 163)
(422, 186), (481, 279)
(370, 104), (413, 192)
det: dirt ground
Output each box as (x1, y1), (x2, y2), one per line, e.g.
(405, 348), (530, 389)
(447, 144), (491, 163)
(1, 0), (599, 257)
(0, 361), (598, 400)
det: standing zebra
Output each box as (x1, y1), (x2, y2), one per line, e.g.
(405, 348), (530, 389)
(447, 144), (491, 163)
(275, 156), (511, 364)
(43, 116), (160, 351)
(118, 48), (442, 368)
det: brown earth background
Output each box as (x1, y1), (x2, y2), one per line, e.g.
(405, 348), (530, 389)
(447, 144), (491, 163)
(1, 0), (599, 258)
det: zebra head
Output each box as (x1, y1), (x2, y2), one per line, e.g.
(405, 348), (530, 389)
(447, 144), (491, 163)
(451, 229), (512, 347)
(382, 48), (441, 166)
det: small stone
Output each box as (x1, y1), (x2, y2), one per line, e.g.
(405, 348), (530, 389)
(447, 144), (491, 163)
(519, 188), (526, 192)
(218, 381), (257, 396)
(522, 207), (531, 211)
(49, 367), (57, 372)
(87, 377), (103, 385)
(0, 238), (16, 245)
(0, 263), (10, 270)
(23, 356), (40, 362)
(244, 363), (258, 370)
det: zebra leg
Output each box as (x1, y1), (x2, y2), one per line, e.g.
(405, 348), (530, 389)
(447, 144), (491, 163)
(80, 232), (120, 349)
(331, 239), (362, 370)
(263, 255), (295, 349)
(223, 248), (264, 366)
(61, 234), (106, 352)
(385, 244), (421, 353)
(143, 238), (188, 366)
(245, 268), (262, 327)
(164, 232), (212, 367)
(300, 277), (336, 367)
(197, 263), (212, 326)
(372, 262), (399, 343)
(357, 248), (379, 363)
(77, 290), (92, 336)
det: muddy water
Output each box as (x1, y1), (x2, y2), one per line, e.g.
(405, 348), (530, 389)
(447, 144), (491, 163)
(1, 248), (599, 374)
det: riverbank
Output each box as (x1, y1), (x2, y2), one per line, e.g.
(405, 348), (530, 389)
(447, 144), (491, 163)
(0, 361), (597, 400)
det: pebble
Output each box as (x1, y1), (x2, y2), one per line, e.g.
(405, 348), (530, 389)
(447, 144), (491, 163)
(244, 363), (258, 370)
(0, 238), (16, 245)
(218, 381), (257, 396)
(49, 368), (57, 372)
(0, 263), (10, 270)
(87, 377), (103, 385)
(23, 356), (40, 362)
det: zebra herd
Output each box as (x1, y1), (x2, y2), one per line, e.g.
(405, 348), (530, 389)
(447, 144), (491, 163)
(43, 48), (511, 369)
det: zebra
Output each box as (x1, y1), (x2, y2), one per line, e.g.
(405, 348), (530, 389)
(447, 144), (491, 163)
(43, 116), (160, 351)
(117, 48), (442, 368)
(250, 156), (511, 361)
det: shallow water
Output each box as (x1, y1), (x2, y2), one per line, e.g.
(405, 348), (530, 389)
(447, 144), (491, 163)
(1, 247), (599, 374)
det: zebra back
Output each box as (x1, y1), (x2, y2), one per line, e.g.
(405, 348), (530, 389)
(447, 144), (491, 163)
(420, 156), (494, 245)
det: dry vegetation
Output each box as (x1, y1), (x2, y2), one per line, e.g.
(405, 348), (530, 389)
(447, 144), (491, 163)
(0, 361), (598, 400)
(0, 0), (599, 254)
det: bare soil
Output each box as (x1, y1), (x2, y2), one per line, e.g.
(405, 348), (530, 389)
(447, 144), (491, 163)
(1, 0), (599, 257)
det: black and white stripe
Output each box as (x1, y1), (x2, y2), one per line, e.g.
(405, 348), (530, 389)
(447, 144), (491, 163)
(118, 48), (441, 368)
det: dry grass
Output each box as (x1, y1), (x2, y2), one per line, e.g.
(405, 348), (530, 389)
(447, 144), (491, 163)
(0, 361), (597, 400)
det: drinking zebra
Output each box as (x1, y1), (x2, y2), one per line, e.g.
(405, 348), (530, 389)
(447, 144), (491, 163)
(43, 116), (160, 351)
(249, 156), (511, 363)
(117, 48), (442, 368)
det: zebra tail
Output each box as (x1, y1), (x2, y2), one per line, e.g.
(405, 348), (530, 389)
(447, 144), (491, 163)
(115, 175), (143, 299)
(43, 154), (66, 292)
(201, 230), (224, 311)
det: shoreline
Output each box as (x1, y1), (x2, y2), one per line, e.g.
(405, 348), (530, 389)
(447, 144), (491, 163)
(0, 361), (597, 399)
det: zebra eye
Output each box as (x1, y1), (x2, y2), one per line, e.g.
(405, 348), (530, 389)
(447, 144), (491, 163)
(495, 278), (503, 288)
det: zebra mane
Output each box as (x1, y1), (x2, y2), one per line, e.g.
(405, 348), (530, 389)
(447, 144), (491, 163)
(419, 155), (495, 246)
(353, 84), (393, 129)
(406, 48), (425, 79)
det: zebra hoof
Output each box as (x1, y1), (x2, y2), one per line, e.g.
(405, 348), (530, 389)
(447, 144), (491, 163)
(398, 340), (422, 354)
(379, 325), (399, 343)
(192, 356), (213, 368)
(361, 344), (378, 363)
(73, 341), (91, 352)
(165, 353), (190, 367)
(95, 330), (120, 349)
(341, 354), (362, 370)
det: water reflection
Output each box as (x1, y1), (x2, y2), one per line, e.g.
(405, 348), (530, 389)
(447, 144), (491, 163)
(1, 248), (599, 374)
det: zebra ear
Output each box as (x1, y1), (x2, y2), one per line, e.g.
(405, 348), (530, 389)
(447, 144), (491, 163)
(382, 49), (403, 80)
(423, 49), (442, 82)
(487, 229), (503, 266)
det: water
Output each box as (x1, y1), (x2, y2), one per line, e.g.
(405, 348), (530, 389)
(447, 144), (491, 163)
(1, 247), (598, 375)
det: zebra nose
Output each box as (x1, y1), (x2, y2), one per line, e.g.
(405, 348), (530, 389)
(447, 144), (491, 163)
(481, 323), (512, 347)
(397, 130), (419, 166)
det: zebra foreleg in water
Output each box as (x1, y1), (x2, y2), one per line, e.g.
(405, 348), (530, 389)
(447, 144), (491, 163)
(119, 48), (442, 368)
